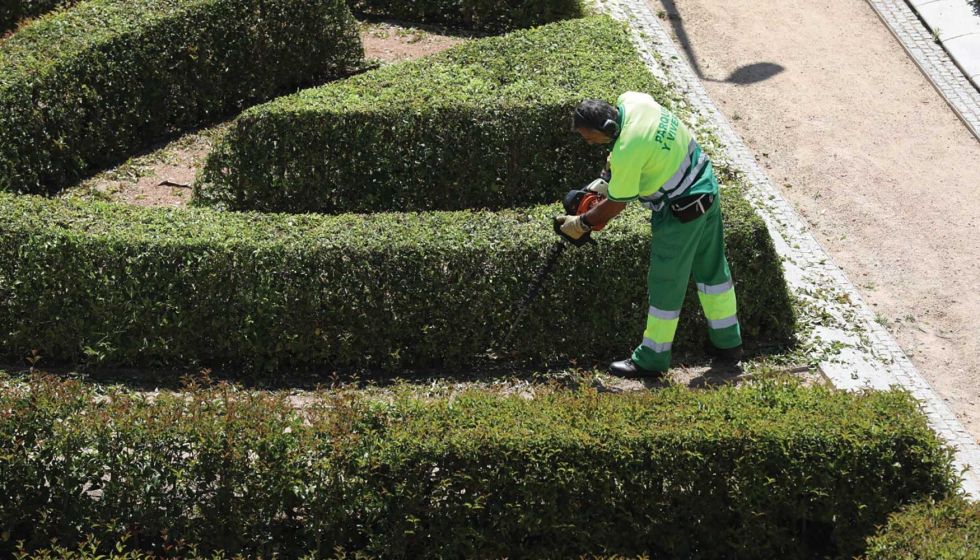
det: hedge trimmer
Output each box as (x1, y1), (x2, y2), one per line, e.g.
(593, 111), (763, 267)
(491, 180), (607, 357)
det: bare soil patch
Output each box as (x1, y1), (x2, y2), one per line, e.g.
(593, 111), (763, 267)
(59, 22), (467, 208)
(60, 125), (224, 208)
(360, 20), (467, 64)
(648, 0), (980, 435)
(59, 122), (229, 207)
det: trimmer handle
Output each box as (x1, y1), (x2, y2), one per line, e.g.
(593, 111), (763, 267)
(552, 186), (605, 247)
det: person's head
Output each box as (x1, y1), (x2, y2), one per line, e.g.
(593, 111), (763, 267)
(572, 100), (620, 144)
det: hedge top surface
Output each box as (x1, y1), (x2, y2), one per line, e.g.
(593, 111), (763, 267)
(0, 184), (764, 260)
(0, 372), (951, 448)
(1, 189), (660, 256)
(240, 16), (667, 116)
(0, 192), (583, 247)
(864, 497), (980, 558)
(0, 0), (201, 76)
(382, 380), (948, 447)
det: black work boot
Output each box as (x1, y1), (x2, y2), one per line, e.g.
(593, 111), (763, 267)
(704, 340), (743, 362)
(609, 359), (665, 379)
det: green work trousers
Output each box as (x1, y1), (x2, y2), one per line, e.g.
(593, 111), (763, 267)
(631, 196), (742, 372)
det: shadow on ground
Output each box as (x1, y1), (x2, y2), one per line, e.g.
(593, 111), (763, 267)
(656, 0), (786, 85)
(0, 345), (815, 396)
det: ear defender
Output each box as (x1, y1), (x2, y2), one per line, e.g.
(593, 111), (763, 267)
(601, 118), (620, 138)
(573, 106), (620, 138)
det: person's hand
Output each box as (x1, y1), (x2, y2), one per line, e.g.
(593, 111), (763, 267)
(585, 178), (609, 198)
(555, 214), (591, 240)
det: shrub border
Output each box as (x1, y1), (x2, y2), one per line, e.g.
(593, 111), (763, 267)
(0, 0), (363, 194)
(0, 375), (959, 558)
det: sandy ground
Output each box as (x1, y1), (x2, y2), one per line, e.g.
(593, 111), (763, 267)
(648, 0), (980, 435)
(66, 23), (464, 208)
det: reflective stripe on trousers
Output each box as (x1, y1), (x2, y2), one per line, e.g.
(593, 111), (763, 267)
(697, 280), (739, 331)
(640, 305), (681, 354)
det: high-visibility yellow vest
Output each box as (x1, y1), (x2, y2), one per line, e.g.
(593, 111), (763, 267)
(607, 92), (717, 212)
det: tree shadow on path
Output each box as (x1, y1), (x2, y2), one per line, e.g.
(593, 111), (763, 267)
(657, 0), (786, 85)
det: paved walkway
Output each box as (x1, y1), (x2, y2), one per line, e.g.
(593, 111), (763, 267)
(871, 0), (980, 138)
(600, 0), (980, 498)
(906, 0), (980, 88)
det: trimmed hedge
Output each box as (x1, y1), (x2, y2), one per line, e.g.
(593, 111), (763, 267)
(0, 16), (795, 371)
(864, 498), (980, 559)
(195, 16), (666, 215)
(0, 189), (793, 371)
(0, 375), (958, 558)
(0, 0), (363, 195)
(347, 0), (583, 33)
(0, 0), (78, 34)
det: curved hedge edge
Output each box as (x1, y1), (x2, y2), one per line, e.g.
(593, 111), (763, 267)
(0, 0), (77, 34)
(0, 376), (957, 558)
(0, 187), (794, 371)
(0, 0), (363, 194)
(193, 15), (665, 215)
(862, 497), (980, 559)
(346, 0), (583, 33)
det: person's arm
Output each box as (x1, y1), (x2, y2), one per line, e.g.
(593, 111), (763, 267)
(585, 147), (639, 227)
(583, 198), (627, 228)
(555, 147), (636, 240)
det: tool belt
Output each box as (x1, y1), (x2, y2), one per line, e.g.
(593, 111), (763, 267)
(669, 193), (714, 223)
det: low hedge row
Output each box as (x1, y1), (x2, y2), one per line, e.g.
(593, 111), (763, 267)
(0, 0), (362, 195)
(0, 375), (958, 558)
(863, 497), (980, 559)
(195, 16), (664, 215)
(0, 0), (77, 33)
(348, 0), (582, 33)
(0, 189), (794, 371)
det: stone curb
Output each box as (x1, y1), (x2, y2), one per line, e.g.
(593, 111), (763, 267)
(868, 0), (980, 140)
(598, 0), (980, 499)
(907, 0), (980, 88)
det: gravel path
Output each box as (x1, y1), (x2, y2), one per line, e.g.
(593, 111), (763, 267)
(645, 0), (980, 437)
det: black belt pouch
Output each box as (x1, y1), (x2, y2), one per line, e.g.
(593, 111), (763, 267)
(669, 193), (714, 223)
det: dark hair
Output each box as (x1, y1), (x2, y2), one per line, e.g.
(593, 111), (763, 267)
(571, 99), (620, 137)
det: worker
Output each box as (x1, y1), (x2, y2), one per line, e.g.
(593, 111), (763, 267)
(557, 92), (742, 377)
